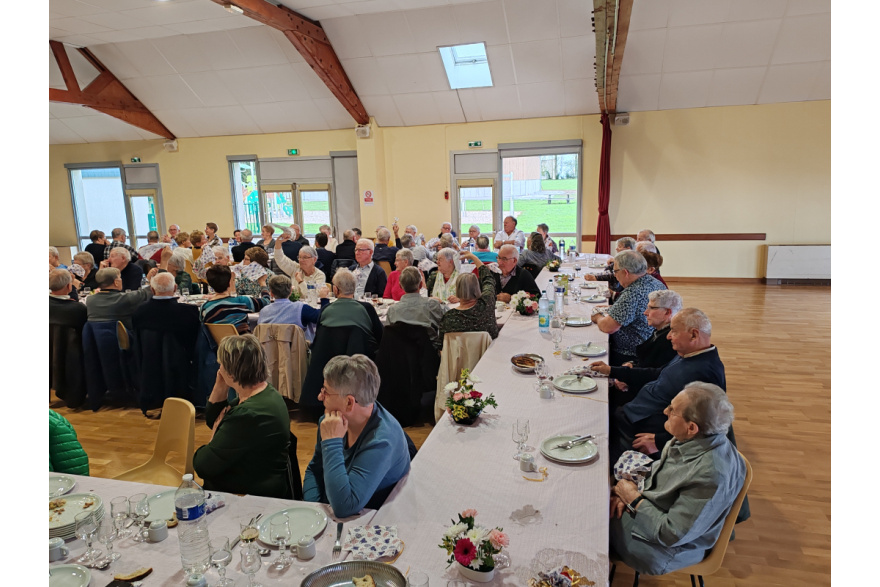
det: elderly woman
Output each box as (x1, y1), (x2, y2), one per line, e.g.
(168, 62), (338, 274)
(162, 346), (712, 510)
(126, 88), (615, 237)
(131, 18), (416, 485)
(189, 229), (206, 260)
(303, 354), (411, 517)
(200, 265), (270, 333)
(193, 244), (229, 279)
(73, 251), (99, 291)
(234, 246), (274, 296)
(399, 233), (429, 262)
(438, 253), (498, 340)
(193, 334), (290, 498)
(383, 248), (416, 301)
(427, 247), (461, 303)
(165, 250), (199, 295)
(273, 239), (327, 299)
(205, 222), (221, 248)
(518, 232), (557, 271)
(641, 251), (667, 288)
(610, 382), (746, 576)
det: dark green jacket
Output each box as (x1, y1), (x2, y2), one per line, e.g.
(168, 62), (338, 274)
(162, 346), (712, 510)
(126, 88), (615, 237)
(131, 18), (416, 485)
(49, 410), (89, 475)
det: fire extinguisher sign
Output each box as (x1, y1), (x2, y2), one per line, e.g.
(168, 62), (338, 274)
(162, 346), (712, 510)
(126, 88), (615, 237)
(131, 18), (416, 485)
(363, 190), (374, 206)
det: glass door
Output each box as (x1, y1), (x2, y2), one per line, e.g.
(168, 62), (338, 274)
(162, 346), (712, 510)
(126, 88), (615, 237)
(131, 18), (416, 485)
(230, 160), (261, 234)
(68, 166), (129, 251)
(261, 184), (296, 231)
(297, 184), (332, 243)
(455, 178), (495, 247)
(127, 189), (159, 249)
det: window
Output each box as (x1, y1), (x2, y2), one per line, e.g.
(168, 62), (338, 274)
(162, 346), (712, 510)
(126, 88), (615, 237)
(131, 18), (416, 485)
(229, 159), (260, 234)
(439, 43), (493, 89)
(68, 166), (127, 251)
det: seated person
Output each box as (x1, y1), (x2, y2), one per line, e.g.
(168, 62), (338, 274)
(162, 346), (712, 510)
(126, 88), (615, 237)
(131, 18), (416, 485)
(461, 224), (481, 247)
(536, 223), (558, 255)
(439, 253), (498, 340)
(584, 237), (637, 289)
(303, 354), (411, 517)
(426, 248), (461, 303)
(256, 224), (276, 253)
(49, 410), (89, 475)
(315, 231), (336, 280)
(425, 222), (457, 250)
(258, 275), (329, 343)
(518, 232), (557, 270)
(352, 239), (387, 300)
(193, 244), (230, 280)
(610, 382), (745, 576)
(132, 272), (201, 351)
(163, 249), (199, 295)
(204, 222), (222, 248)
(234, 246), (274, 297)
(372, 227), (399, 264)
(494, 215), (525, 250)
(472, 235), (497, 263)
(637, 229), (660, 255)
(84, 229), (107, 264)
(200, 265), (270, 334)
(173, 231), (194, 263)
(228, 228), (241, 248)
(73, 251), (99, 291)
(231, 229), (259, 263)
(318, 269), (383, 347)
(274, 237), (326, 298)
(386, 266), (447, 349)
(193, 334), (290, 498)
(85, 267), (155, 329)
(137, 230), (167, 261)
(335, 230), (357, 261)
(640, 250), (667, 288)
(49, 246), (68, 270)
(103, 246), (144, 292)
(493, 244), (539, 302)
(50, 269), (87, 330)
(319, 224), (338, 253)
(384, 248), (415, 301)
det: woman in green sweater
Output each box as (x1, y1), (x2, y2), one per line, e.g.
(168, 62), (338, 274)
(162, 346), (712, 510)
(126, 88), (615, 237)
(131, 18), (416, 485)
(193, 334), (290, 498)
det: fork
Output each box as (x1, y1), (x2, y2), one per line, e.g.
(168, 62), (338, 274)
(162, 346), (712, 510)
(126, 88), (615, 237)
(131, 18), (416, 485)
(554, 434), (595, 450)
(332, 522), (343, 559)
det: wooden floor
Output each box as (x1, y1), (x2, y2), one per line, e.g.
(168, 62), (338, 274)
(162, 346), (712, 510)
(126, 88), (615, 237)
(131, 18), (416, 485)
(49, 282), (830, 587)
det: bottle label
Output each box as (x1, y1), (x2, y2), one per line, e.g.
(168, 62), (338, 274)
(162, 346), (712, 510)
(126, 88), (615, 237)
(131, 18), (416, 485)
(175, 503), (205, 521)
(539, 315), (549, 328)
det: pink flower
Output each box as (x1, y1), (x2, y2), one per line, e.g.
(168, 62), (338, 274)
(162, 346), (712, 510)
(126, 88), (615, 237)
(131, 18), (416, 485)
(454, 538), (476, 566)
(488, 529), (509, 549)
(453, 392), (465, 401)
(460, 508), (478, 519)
(469, 391), (482, 399)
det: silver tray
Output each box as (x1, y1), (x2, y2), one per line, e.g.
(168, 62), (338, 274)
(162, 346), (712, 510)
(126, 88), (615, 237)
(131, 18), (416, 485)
(301, 560), (406, 587)
(511, 353), (543, 373)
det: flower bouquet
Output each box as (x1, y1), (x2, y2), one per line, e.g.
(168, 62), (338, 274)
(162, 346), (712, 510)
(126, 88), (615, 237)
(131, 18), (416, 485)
(510, 290), (539, 316)
(546, 259), (561, 272)
(440, 509), (509, 582)
(288, 288), (301, 302)
(444, 369), (498, 425)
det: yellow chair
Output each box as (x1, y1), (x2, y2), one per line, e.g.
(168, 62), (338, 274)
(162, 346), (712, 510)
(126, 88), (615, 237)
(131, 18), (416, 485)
(610, 453), (753, 587)
(116, 321), (130, 351)
(378, 260), (393, 277)
(114, 398), (196, 487)
(206, 323), (239, 346)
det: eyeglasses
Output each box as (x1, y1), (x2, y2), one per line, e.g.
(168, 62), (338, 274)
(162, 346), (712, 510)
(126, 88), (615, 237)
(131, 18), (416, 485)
(298, 256), (314, 261)
(319, 386), (342, 399)
(355, 248), (371, 253)
(646, 305), (666, 311)
(498, 256), (515, 262)
(665, 404), (683, 418)
(612, 268), (624, 274)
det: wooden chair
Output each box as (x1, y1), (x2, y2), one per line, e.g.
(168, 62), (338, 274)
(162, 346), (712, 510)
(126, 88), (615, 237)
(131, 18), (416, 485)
(206, 323), (239, 346)
(116, 321), (130, 351)
(114, 398), (196, 487)
(609, 453), (753, 587)
(378, 260), (393, 277)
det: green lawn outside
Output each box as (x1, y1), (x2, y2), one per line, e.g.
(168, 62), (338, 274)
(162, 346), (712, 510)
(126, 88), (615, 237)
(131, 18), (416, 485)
(540, 179), (577, 191)
(463, 197), (578, 233)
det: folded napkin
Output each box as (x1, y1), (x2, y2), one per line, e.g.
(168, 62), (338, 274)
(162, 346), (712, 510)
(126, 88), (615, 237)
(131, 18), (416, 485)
(484, 262), (502, 274)
(418, 259), (437, 272)
(563, 366), (606, 378)
(205, 492), (226, 515)
(232, 262), (268, 281)
(68, 263), (85, 278)
(613, 451), (654, 491)
(343, 525), (402, 560)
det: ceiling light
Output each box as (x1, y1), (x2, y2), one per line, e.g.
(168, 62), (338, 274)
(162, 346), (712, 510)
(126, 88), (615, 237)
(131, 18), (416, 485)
(438, 43), (493, 90)
(224, 3), (244, 14)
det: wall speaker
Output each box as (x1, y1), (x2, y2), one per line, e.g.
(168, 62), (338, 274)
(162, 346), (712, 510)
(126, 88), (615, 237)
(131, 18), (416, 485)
(163, 139), (179, 152)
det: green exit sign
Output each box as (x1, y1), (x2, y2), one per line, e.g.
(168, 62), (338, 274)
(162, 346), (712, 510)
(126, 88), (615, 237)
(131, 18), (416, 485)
(130, 157), (141, 163)
(468, 140), (482, 148)
(287, 149), (300, 156)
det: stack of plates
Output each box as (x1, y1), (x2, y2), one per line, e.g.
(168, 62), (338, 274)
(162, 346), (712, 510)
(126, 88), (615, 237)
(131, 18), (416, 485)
(257, 506), (328, 547)
(50, 493), (105, 540)
(540, 435), (599, 465)
(552, 374), (598, 394)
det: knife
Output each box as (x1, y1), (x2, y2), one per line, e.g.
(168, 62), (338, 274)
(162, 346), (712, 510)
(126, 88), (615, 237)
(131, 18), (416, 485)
(553, 434), (595, 449)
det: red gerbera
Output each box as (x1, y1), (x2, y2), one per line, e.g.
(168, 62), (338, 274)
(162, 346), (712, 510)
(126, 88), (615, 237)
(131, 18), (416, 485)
(453, 538), (476, 566)
(469, 391), (482, 399)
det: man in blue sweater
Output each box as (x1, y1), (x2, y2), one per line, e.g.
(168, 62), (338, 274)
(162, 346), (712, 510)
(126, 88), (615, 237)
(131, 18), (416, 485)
(303, 355), (411, 517)
(609, 308), (725, 464)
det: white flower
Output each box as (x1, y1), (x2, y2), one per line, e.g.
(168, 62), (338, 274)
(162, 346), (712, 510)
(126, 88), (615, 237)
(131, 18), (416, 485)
(445, 523), (467, 539)
(464, 399), (475, 407)
(467, 374), (482, 384)
(469, 557), (483, 570)
(466, 526), (489, 545)
(444, 382), (459, 393)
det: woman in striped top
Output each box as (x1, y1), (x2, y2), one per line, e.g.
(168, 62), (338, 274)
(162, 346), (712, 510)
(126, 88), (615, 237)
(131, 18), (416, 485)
(200, 265), (270, 333)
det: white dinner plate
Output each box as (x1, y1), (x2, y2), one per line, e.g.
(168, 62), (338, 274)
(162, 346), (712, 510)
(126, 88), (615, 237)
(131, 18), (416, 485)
(565, 316), (592, 327)
(580, 282), (599, 289)
(588, 263), (607, 269)
(586, 295), (606, 303)
(551, 374), (598, 394)
(49, 474), (76, 497)
(540, 435), (599, 465)
(145, 489), (176, 523)
(50, 494), (104, 530)
(569, 343), (607, 357)
(49, 564), (91, 587)
(257, 506), (328, 547)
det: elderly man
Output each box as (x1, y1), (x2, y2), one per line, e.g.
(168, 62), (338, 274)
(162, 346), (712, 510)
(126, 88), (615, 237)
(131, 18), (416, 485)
(386, 266), (447, 349)
(162, 224), (181, 248)
(372, 227), (399, 264)
(536, 223), (558, 255)
(393, 222), (424, 248)
(493, 244), (539, 302)
(398, 234), (429, 262)
(303, 354), (411, 517)
(637, 229), (660, 255)
(425, 222), (457, 250)
(73, 251), (99, 291)
(318, 269), (383, 346)
(85, 267), (154, 329)
(274, 234), (327, 297)
(610, 382), (745, 576)
(49, 246), (68, 270)
(319, 224), (338, 253)
(231, 229), (259, 262)
(353, 239), (387, 300)
(137, 231), (167, 260)
(472, 235), (498, 263)
(585, 237), (638, 288)
(494, 216), (526, 250)
(50, 269), (87, 328)
(258, 275), (329, 343)
(103, 227), (139, 262)
(592, 250), (664, 366)
(101, 246), (144, 292)
(335, 229), (357, 261)
(609, 308), (726, 462)
(131, 271), (200, 350)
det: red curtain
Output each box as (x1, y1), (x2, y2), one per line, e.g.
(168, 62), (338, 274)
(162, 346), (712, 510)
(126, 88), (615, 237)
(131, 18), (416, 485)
(595, 113), (612, 254)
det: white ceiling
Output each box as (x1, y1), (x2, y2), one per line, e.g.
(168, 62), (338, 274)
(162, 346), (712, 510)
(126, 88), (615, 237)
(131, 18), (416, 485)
(49, 0), (831, 144)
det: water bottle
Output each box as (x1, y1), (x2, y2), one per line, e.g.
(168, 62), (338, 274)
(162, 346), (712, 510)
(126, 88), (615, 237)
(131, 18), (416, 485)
(558, 238), (565, 254)
(468, 237), (475, 253)
(547, 280), (555, 314)
(554, 280), (565, 315)
(538, 291), (549, 333)
(307, 282), (317, 304)
(141, 274), (148, 289)
(175, 474), (211, 578)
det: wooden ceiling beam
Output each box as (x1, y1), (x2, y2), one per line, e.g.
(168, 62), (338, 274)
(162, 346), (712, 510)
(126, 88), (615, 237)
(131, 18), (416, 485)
(210, 0), (369, 125)
(49, 41), (175, 139)
(592, 0), (634, 116)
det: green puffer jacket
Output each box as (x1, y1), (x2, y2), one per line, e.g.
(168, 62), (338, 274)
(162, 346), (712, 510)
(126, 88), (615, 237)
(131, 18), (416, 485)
(49, 410), (89, 476)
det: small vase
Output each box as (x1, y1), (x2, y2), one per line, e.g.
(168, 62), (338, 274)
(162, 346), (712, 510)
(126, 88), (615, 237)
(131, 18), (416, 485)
(457, 562), (495, 583)
(452, 410), (482, 426)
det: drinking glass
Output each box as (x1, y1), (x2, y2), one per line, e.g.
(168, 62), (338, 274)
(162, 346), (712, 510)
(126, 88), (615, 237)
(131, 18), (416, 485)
(408, 571), (429, 587)
(210, 537), (235, 587)
(129, 493), (149, 543)
(74, 511), (101, 564)
(371, 293), (379, 306)
(241, 545), (264, 587)
(549, 316), (563, 350)
(534, 360), (549, 385)
(512, 419), (529, 461)
(96, 515), (120, 562)
(363, 291), (371, 303)
(110, 496), (131, 539)
(270, 513), (292, 569)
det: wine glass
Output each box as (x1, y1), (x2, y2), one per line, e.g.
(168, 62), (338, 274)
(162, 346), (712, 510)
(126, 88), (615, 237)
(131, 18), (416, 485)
(371, 293), (379, 306)
(549, 316), (563, 350)
(534, 360), (549, 386)
(239, 519), (260, 549)
(74, 511), (101, 564)
(363, 291), (371, 303)
(128, 493), (149, 543)
(210, 537), (235, 587)
(241, 545), (264, 587)
(110, 496), (131, 539)
(269, 513), (292, 569)
(512, 419), (529, 461)
(96, 514), (121, 562)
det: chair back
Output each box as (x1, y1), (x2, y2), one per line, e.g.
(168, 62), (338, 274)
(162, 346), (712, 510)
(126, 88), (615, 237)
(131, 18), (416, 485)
(676, 452), (754, 578)
(184, 259), (203, 286)
(522, 263), (541, 279)
(376, 323), (440, 426)
(253, 323), (308, 403)
(378, 260), (393, 277)
(116, 321), (130, 351)
(330, 258), (357, 278)
(114, 397), (196, 486)
(434, 331), (492, 422)
(192, 247), (202, 262)
(286, 431), (304, 500)
(206, 323), (239, 346)
(301, 324), (379, 407)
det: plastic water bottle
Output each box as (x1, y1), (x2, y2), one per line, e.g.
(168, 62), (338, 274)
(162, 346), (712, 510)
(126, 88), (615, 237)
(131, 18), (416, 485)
(538, 291), (549, 333)
(469, 237), (475, 253)
(141, 275), (148, 289)
(175, 474), (211, 578)
(558, 238), (566, 253)
(307, 282), (317, 304)
(555, 280), (565, 315)
(547, 280), (555, 314)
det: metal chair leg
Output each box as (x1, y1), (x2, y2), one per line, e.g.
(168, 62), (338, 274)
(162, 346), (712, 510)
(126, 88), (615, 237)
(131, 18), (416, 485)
(609, 564), (616, 583)
(691, 576), (697, 587)
(632, 571), (639, 587)
(698, 576), (705, 587)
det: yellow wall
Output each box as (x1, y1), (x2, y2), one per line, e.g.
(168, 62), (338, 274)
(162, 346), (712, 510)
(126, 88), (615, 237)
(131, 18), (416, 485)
(49, 100), (830, 278)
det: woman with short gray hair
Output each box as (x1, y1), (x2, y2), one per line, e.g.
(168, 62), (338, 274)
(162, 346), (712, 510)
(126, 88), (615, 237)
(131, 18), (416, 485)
(303, 354), (412, 517)
(427, 247), (461, 303)
(438, 252), (499, 340)
(383, 247), (416, 301)
(274, 238), (327, 300)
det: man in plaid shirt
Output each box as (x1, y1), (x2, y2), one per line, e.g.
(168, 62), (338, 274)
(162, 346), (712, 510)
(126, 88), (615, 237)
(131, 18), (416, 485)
(103, 227), (139, 262)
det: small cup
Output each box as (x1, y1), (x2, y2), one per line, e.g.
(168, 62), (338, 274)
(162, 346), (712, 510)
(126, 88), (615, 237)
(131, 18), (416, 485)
(519, 454), (537, 472)
(561, 348), (572, 361)
(296, 535), (316, 560)
(49, 537), (69, 562)
(148, 520), (169, 542)
(538, 383), (554, 400)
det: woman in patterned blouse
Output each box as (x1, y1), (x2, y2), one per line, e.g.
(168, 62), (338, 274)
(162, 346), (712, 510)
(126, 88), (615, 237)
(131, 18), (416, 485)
(235, 247), (274, 296)
(438, 252), (498, 341)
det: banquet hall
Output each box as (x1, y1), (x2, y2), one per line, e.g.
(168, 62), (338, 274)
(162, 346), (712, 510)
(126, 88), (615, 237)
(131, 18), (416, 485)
(48, 1), (831, 585)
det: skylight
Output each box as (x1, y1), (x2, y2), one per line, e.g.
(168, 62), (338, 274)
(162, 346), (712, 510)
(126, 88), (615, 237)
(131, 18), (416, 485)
(438, 43), (493, 90)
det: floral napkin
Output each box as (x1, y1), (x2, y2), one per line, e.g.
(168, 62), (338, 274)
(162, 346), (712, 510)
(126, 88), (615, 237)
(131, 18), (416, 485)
(613, 451), (654, 491)
(232, 262), (268, 281)
(343, 525), (402, 560)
